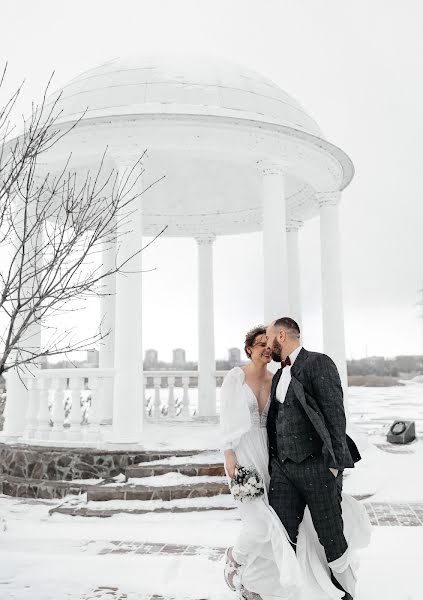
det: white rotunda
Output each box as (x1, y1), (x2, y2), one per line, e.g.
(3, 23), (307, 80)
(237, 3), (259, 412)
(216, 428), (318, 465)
(3, 54), (354, 445)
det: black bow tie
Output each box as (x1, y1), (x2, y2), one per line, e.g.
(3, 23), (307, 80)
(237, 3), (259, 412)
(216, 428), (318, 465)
(282, 356), (291, 369)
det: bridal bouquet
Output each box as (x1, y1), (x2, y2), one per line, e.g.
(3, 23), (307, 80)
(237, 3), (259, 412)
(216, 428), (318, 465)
(230, 465), (265, 502)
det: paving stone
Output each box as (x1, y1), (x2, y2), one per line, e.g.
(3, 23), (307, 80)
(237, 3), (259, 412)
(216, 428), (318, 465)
(363, 502), (423, 526)
(87, 539), (227, 559)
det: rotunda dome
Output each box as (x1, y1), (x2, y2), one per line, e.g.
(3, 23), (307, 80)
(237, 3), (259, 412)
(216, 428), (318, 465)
(46, 54), (323, 138)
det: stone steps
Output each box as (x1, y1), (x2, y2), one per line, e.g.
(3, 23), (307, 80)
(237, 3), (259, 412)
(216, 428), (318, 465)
(0, 447), (229, 511)
(87, 478), (229, 502)
(52, 500), (236, 517)
(49, 491), (236, 517)
(0, 442), (203, 487)
(52, 504), (235, 517)
(0, 474), (99, 499)
(125, 462), (225, 478)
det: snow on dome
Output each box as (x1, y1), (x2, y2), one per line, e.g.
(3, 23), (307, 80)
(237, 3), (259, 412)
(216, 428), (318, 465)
(46, 54), (323, 137)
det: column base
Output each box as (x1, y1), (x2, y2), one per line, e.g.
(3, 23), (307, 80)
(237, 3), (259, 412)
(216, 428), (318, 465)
(192, 415), (219, 424)
(109, 433), (142, 444)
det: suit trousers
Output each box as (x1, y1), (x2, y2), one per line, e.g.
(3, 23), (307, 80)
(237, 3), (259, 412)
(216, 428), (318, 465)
(268, 454), (348, 564)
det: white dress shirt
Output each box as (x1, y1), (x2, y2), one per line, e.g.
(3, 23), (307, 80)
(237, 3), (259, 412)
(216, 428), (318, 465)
(276, 346), (303, 404)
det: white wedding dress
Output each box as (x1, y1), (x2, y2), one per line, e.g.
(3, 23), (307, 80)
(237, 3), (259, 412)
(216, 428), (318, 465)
(221, 367), (372, 600)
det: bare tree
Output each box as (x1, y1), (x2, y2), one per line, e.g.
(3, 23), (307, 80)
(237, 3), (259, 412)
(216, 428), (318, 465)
(0, 65), (164, 376)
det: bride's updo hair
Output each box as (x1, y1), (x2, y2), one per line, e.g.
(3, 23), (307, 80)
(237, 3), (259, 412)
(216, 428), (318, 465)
(244, 325), (266, 360)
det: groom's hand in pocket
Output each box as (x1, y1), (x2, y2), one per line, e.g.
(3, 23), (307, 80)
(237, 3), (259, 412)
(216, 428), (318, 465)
(329, 468), (339, 478)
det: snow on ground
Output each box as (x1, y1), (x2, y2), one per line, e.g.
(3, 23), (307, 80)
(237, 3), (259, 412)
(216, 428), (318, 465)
(0, 496), (422, 600)
(139, 380), (423, 452)
(126, 472), (227, 486)
(80, 494), (236, 512)
(0, 382), (422, 598)
(140, 451), (222, 466)
(348, 380), (423, 436)
(343, 440), (423, 502)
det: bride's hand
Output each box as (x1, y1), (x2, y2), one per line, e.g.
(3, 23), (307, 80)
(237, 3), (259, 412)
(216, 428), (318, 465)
(224, 450), (238, 479)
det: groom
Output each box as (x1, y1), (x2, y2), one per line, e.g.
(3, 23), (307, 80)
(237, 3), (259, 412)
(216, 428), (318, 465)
(266, 317), (357, 600)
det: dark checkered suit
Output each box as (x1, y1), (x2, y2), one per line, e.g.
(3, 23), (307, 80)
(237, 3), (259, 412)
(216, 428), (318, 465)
(267, 348), (359, 588)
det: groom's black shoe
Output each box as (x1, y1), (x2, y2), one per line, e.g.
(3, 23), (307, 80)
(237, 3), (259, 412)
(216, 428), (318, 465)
(330, 571), (353, 600)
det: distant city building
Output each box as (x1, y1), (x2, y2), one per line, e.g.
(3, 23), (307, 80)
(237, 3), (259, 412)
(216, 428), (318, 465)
(228, 347), (241, 367)
(145, 349), (159, 369)
(86, 349), (99, 367)
(173, 348), (186, 367)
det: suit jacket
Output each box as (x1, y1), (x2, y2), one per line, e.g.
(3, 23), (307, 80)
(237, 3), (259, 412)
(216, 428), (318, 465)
(267, 348), (359, 471)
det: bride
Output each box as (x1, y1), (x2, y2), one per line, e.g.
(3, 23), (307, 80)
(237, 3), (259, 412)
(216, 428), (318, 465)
(220, 326), (371, 600)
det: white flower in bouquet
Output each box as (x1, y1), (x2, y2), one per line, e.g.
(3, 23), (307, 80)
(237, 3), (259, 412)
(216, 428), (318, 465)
(229, 465), (264, 502)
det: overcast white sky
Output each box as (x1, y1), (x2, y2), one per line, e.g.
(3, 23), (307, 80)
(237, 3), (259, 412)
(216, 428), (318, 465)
(1, 0), (423, 361)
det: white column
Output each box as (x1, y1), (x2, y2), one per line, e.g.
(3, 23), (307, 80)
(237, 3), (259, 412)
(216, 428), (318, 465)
(2, 196), (41, 439)
(286, 220), (303, 328)
(99, 236), (116, 424)
(259, 161), (289, 323)
(195, 234), (216, 418)
(317, 191), (348, 394)
(112, 163), (144, 442)
(3, 370), (33, 438)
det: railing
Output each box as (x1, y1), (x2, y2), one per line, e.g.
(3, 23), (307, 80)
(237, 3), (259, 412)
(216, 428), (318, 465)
(143, 370), (228, 420)
(16, 368), (229, 444)
(22, 368), (115, 444)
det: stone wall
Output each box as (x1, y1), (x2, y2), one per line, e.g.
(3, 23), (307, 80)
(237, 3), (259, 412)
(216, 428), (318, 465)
(0, 443), (197, 482)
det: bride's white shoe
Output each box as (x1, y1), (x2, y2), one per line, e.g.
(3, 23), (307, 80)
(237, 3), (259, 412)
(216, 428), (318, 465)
(239, 585), (263, 600)
(224, 546), (241, 592)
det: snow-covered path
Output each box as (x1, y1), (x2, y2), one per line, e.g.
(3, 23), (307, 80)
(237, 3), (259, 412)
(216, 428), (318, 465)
(0, 494), (422, 600)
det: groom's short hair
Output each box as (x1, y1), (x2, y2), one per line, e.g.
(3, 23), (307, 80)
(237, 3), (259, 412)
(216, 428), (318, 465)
(273, 317), (300, 338)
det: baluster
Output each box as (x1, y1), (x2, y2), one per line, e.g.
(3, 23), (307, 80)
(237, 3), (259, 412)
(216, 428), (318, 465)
(22, 376), (40, 439)
(181, 376), (190, 418)
(68, 376), (84, 441)
(87, 376), (101, 442)
(153, 377), (161, 419)
(143, 375), (150, 418)
(34, 376), (51, 440)
(63, 379), (71, 429)
(168, 376), (176, 418)
(50, 377), (66, 441)
(81, 377), (90, 425)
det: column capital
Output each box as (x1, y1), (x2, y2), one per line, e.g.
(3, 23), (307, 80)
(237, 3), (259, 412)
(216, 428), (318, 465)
(257, 159), (287, 177)
(316, 190), (341, 207)
(194, 233), (216, 246)
(286, 219), (303, 233)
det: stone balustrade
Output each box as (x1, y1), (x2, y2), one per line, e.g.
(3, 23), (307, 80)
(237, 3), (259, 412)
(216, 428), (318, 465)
(21, 368), (115, 445)
(143, 370), (228, 420)
(8, 368), (230, 445)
